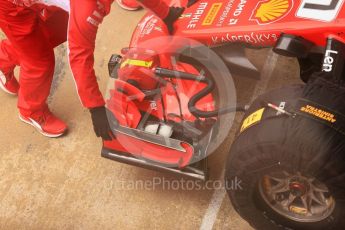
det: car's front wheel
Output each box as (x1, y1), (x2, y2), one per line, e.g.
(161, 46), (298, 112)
(225, 85), (345, 230)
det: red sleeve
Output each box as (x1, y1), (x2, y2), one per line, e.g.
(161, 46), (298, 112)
(137, 0), (170, 19)
(68, 0), (112, 108)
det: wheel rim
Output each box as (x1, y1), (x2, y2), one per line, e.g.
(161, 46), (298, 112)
(258, 171), (335, 223)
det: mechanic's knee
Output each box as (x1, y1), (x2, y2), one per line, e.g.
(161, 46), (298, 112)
(20, 52), (55, 80)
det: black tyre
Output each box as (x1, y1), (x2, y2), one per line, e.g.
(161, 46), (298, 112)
(226, 85), (345, 230)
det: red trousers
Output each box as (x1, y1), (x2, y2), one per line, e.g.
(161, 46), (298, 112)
(0, 2), (68, 116)
(0, 0), (169, 115)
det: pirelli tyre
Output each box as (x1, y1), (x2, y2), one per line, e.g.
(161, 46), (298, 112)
(226, 82), (345, 230)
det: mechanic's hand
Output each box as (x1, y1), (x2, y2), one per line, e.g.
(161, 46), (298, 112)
(163, 7), (185, 34)
(90, 106), (117, 141)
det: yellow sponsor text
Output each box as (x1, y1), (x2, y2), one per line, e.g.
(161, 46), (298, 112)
(300, 105), (337, 123)
(121, 59), (153, 69)
(202, 3), (223, 26)
(240, 108), (265, 133)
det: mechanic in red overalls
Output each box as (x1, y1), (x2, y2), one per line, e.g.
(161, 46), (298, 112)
(0, 0), (183, 138)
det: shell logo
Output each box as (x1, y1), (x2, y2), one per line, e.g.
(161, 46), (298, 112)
(252, 0), (294, 25)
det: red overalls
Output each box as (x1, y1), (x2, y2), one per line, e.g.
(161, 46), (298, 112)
(0, 0), (169, 116)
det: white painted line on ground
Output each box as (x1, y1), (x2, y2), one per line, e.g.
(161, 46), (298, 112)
(200, 171), (227, 230)
(250, 52), (279, 103)
(199, 51), (279, 230)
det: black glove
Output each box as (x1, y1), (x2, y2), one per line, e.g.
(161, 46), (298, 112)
(90, 106), (117, 141)
(163, 7), (185, 34)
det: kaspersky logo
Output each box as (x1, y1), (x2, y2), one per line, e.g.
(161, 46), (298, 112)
(252, 0), (294, 25)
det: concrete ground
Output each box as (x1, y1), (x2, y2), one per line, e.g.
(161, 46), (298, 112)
(0, 4), (301, 230)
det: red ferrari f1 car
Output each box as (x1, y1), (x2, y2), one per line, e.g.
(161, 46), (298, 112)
(102, 0), (345, 229)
